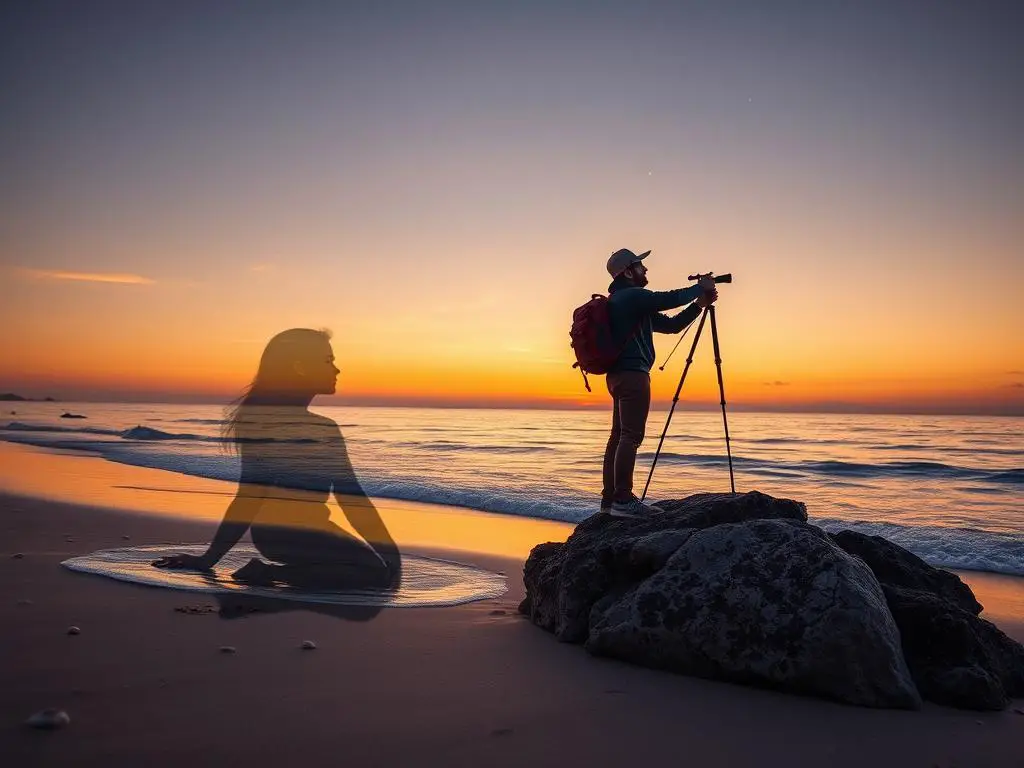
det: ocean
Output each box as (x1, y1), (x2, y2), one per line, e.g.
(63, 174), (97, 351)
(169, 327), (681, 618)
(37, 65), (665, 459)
(2, 402), (1021, 576)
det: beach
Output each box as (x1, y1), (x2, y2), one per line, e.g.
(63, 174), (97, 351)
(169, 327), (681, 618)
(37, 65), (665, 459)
(5, 0), (1022, 763)
(2, 442), (1023, 767)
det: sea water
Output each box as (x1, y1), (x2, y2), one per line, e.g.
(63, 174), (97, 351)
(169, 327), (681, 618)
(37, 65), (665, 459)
(2, 403), (1021, 575)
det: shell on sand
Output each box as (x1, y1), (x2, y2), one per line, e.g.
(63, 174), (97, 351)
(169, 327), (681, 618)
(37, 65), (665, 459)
(67, 626), (81, 635)
(301, 640), (317, 650)
(219, 645), (237, 654)
(26, 709), (70, 729)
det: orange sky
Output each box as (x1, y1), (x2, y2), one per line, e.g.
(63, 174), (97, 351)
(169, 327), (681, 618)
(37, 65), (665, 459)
(2, 4), (1022, 415)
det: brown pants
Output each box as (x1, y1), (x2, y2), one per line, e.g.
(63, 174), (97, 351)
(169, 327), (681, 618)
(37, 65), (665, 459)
(602, 370), (651, 501)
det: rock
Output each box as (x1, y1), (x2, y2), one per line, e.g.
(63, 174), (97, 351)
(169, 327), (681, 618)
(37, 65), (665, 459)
(587, 519), (920, 709)
(301, 640), (317, 650)
(654, 490), (809, 526)
(219, 645), (236, 654)
(489, 609), (507, 616)
(12, 553), (23, 559)
(831, 530), (982, 614)
(25, 709), (70, 729)
(522, 491), (806, 644)
(121, 535), (131, 540)
(17, 599), (32, 606)
(1014, 707), (1024, 715)
(520, 490), (1024, 711)
(881, 585), (1024, 710)
(67, 626), (81, 635)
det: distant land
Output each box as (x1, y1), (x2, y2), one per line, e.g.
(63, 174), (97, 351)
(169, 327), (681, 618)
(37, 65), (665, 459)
(0, 393), (56, 402)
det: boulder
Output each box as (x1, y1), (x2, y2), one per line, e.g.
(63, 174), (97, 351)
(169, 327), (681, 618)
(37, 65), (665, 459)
(520, 491), (1024, 710)
(520, 491), (805, 643)
(882, 584), (1024, 710)
(830, 530), (982, 614)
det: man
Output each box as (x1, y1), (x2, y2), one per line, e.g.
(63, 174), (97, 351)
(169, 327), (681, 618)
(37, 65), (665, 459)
(601, 248), (717, 517)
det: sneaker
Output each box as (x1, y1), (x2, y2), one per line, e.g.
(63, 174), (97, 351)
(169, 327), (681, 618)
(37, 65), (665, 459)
(609, 495), (663, 518)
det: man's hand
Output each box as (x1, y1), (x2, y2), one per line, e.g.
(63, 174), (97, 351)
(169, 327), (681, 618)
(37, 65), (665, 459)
(153, 553), (215, 571)
(696, 288), (718, 308)
(697, 275), (717, 292)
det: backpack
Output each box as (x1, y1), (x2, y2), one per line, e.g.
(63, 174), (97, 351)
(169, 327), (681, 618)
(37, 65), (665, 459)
(569, 294), (637, 392)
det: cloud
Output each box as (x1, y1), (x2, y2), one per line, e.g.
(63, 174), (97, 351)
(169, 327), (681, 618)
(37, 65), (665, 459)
(1008, 383), (1024, 389)
(762, 380), (790, 386)
(25, 269), (155, 285)
(1008, 370), (1024, 375)
(250, 264), (274, 273)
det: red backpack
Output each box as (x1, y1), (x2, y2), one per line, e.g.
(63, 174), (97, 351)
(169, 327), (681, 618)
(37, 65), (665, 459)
(570, 294), (637, 392)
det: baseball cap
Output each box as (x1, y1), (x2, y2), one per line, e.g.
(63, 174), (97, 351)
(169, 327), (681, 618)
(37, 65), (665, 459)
(607, 248), (651, 277)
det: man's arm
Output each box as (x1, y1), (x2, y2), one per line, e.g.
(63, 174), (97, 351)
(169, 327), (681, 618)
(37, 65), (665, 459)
(651, 302), (701, 334)
(153, 482), (262, 570)
(620, 285), (703, 314)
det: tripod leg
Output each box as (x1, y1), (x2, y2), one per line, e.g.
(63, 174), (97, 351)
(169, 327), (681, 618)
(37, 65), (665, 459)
(641, 308), (708, 501)
(707, 306), (735, 493)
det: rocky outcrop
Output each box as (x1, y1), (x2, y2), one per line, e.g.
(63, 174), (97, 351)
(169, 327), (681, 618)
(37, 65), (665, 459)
(519, 491), (1024, 711)
(830, 530), (983, 614)
(882, 585), (1024, 710)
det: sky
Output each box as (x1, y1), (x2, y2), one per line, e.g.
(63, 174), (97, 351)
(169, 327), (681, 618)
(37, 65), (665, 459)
(1, 0), (1022, 414)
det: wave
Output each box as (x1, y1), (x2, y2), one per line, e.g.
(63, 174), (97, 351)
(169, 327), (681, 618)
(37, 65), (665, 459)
(121, 426), (214, 441)
(815, 519), (1024, 577)
(987, 469), (1024, 484)
(640, 450), (1024, 485)
(3, 421), (122, 437)
(874, 444), (1023, 457)
(398, 441), (555, 454)
(2, 422), (316, 445)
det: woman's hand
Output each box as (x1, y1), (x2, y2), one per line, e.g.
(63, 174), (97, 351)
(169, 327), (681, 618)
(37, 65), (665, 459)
(152, 553), (215, 571)
(376, 547), (402, 589)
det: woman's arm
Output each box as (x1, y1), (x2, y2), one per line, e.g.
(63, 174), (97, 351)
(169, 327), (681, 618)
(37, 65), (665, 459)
(198, 490), (264, 566)
(153, 491), (263, 570)
(328, 428), (401, 577)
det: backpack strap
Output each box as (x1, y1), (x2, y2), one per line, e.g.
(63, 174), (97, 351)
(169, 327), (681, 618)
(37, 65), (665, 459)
(571, 362), (592, 393)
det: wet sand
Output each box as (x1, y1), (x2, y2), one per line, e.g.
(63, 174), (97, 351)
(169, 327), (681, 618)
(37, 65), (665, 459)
(1, 443), (1022, 767)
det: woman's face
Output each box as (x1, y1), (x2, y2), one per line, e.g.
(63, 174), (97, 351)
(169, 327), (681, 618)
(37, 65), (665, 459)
(307, 343), (340, 394)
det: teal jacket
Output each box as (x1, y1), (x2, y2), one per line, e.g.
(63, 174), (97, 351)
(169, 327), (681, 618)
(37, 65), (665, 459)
(607, 277), (703, 374)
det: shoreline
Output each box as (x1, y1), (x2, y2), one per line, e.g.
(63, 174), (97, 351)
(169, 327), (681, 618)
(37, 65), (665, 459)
(0, 441), (574, 561)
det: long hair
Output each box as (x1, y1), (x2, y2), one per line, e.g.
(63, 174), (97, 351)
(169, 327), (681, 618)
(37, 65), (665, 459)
(222, 327), (332, 445)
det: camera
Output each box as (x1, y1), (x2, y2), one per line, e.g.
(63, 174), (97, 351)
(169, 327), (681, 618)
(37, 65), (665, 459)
(688, 272), (732, 284)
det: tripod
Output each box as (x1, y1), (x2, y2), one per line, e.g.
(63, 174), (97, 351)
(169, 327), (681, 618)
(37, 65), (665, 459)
(641, 277), (736, 500)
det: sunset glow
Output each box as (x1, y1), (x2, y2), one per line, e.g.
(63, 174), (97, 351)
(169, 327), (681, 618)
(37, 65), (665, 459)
(1, 3), (1021, 415)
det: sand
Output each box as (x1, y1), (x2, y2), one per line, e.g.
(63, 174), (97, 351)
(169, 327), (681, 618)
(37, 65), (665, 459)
(1, 443), (1023, 767)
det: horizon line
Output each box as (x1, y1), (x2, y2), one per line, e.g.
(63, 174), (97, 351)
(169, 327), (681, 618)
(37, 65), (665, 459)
(2, 396), (1021, 418)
